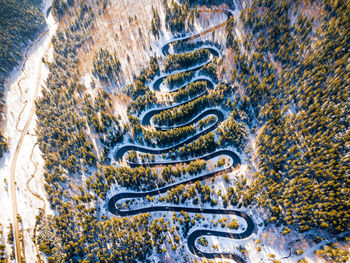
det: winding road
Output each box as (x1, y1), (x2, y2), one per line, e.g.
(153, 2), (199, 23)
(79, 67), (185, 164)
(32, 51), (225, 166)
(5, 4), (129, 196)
(108, 5), (255, 262)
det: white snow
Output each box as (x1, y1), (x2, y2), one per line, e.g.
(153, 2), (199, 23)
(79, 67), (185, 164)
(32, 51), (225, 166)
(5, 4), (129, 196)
(0, 0), (57, 261)
(0, 1), (339, 263)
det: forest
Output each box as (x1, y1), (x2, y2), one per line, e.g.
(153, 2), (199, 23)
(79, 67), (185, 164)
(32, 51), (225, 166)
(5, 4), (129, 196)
(144, 124), (196, 147)
(217, 114), (248, 150)
(0, 0), (45, 88)
(163, 0), (195, 34)
(33, 2), (200, 261)
(163, 48), (210, 72)
(164, 70), (195, 89)
(31, 0), (350, 262)
(179, 0), (234, 9)
(235, 0), (349, 235)
(92, 48), (121, 81)
(173, 80), (208, 102)
(153, 83), (230, 127)
(0, 0), (46, 157)
(52, 0), (75, 19)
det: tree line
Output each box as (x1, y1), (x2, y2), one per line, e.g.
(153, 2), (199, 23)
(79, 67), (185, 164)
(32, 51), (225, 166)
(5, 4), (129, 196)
(163, 48), (210, 72)
(0, 0), (46, 157)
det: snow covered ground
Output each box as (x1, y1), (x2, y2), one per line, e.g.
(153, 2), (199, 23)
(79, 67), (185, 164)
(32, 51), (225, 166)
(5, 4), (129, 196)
(0, 0), (341, 262)
(0, 0), (57, 261)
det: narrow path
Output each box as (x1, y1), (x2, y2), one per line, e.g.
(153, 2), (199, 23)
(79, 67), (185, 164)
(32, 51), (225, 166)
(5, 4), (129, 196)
(25, 143), (46, 263)
(108, 4), (255, 262)
(15, 101), (28, 132)
(10, 28), (50, 263)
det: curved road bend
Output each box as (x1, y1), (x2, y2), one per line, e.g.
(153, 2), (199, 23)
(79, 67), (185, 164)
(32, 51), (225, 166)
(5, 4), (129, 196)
(108, 4), (255, 262)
